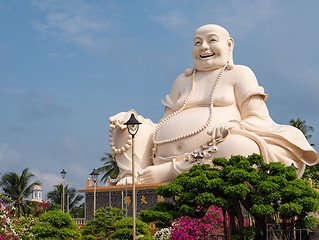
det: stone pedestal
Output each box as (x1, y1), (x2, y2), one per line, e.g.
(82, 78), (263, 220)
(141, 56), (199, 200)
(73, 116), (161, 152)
(78, 183), (169, 221)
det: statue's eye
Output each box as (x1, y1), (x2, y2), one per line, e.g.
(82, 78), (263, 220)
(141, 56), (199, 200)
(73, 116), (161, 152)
(209, 39), (217, 43)
(195, 41), (201, 46)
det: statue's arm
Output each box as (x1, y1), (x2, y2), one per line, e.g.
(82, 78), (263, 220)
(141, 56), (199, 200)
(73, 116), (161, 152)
(208, 66), (272, 140)
(162, 73), (190, 118)
(233, 65), (271, 122)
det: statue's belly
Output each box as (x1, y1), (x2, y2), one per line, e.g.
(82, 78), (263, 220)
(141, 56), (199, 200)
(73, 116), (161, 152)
(156, 106), (241, 157)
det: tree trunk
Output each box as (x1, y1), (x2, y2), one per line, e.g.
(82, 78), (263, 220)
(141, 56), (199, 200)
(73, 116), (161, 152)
(233, 200), (244, 228)
(228, 208), (238, 236)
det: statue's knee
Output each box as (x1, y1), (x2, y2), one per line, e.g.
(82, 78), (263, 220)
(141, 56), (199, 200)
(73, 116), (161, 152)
(217, 134), (260, 157)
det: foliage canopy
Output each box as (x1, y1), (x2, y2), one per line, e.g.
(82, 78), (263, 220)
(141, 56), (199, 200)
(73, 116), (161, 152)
(31, 210), (80, 240)
(47, 183), (84, 212)
(140, 154), (319, 240)
(81, 206), (127, 239)
(0, 168), (41, 217)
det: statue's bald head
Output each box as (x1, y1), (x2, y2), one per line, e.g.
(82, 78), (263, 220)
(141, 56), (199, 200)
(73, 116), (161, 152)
(194, 24), (231, 40)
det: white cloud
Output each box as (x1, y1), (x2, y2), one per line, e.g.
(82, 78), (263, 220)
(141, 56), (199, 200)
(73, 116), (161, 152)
(32, 21), (50, 33)
(31, 169), (61, 198)
(151, 10), (188, 32)
(32, 0), (110, 49)
(215, 0), (276, 35)
(0, 143), (22, 165)
(48, 52), (60, 58)
(150, 0), (275, 37)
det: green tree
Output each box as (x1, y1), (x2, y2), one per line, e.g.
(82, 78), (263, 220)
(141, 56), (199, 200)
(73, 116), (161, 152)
(109, 217), (152, 240)
(70, 202), (85, 218)
(289, 118), (314, 141)
(81, 206), (127, 239)
(0, 168), (41, 217)
(97, 152), (119, 183)
(31, 210), (80, 239)
(47, 184), (83, 211)
(140, 154), (319, 240)
(289, 118), (319, 185)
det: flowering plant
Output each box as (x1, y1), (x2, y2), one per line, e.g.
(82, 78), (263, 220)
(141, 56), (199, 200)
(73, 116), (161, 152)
(34, 201), (50, 217)
(0, 198), (19, 239)
(153, 227), (171, 240)
(14, 215), (38, 240)
(170, 206), (227, 240)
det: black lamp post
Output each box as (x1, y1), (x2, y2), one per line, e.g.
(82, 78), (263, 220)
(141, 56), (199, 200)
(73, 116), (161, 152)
(124, 113), (141, 240)
(60, 169), (67, 212)
(90, 169), (99, 216)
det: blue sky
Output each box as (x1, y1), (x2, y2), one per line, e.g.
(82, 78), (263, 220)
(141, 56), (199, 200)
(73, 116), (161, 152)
(1, 0), (319, 197)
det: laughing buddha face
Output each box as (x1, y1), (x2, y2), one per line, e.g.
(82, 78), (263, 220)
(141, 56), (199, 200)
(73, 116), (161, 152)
(193, 24), (234, 71)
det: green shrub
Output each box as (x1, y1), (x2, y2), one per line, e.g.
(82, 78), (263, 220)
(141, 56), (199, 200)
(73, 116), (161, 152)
(82, 235), (97, 240)
(31, 210), (80, 240)
(109, 217), (151, 239)
(81, 206), (127, 239)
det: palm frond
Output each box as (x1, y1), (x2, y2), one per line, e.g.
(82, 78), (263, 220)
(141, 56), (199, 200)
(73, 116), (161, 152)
(97, 152), (120, 183)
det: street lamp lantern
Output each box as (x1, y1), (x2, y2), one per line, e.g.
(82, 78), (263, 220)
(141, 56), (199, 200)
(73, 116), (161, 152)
(60, 169), (67, 178)
(60, 169), (67, 212)
(90, 169), (99, 183)
(90, 169), (99, 217)
(125, 113), (141, 240)
(124, 113), (142, 137)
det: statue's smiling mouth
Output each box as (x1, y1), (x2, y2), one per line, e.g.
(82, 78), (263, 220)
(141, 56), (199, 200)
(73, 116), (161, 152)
(200, 53), (215, 59)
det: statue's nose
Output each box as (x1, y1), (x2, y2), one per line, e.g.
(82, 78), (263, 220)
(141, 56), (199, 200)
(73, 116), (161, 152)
(201, 41), (209, 50)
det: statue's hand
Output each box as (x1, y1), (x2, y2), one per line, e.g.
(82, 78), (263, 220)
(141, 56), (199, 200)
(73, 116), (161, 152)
(207, 121), (240, 142)
(109, 111), (136, 130)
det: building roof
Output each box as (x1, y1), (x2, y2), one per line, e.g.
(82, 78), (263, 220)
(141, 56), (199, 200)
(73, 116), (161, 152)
(33, 185), (42, 191)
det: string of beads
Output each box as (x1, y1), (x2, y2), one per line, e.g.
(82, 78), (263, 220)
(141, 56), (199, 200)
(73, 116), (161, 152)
(109, 122), (132, 155)
(152, 65), (227, 156)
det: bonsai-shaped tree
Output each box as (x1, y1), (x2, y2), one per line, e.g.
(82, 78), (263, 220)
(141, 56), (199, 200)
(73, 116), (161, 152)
(31, 210), (80, 239)
(140, 154), (319, 240)
(109, 217), (152, 240)
(81, 206), (127, 239)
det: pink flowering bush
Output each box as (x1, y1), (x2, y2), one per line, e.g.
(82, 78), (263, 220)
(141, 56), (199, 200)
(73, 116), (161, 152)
(170, 206), (228, 240)
(0, 199), (19, 239)
(34, 201), (50, 217)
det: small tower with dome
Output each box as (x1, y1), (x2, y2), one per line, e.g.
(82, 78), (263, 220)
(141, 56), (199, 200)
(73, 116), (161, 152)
(31, 185), (43, 202)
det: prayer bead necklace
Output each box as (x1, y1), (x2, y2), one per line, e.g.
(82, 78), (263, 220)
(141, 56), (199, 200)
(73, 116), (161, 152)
(109, 122), (133, 155)
(152, 65), (227, 157)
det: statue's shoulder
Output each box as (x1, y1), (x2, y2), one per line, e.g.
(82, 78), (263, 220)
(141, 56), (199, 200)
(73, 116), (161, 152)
(231, 65), (257, 81)
(174, 68), (193, 83)
(231, 65), (254, 75)
(231, 65), (259, 88)
(169, 69), (193, 91)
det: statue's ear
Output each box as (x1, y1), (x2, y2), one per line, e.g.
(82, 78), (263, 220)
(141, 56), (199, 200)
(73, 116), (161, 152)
(227, 38), (234, 70)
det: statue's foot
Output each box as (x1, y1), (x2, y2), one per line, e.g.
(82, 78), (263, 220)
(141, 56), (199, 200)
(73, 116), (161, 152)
(137, 162), (179, 184)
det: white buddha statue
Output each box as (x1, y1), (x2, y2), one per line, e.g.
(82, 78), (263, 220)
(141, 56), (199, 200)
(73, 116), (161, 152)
(108, 24), (318, 185)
